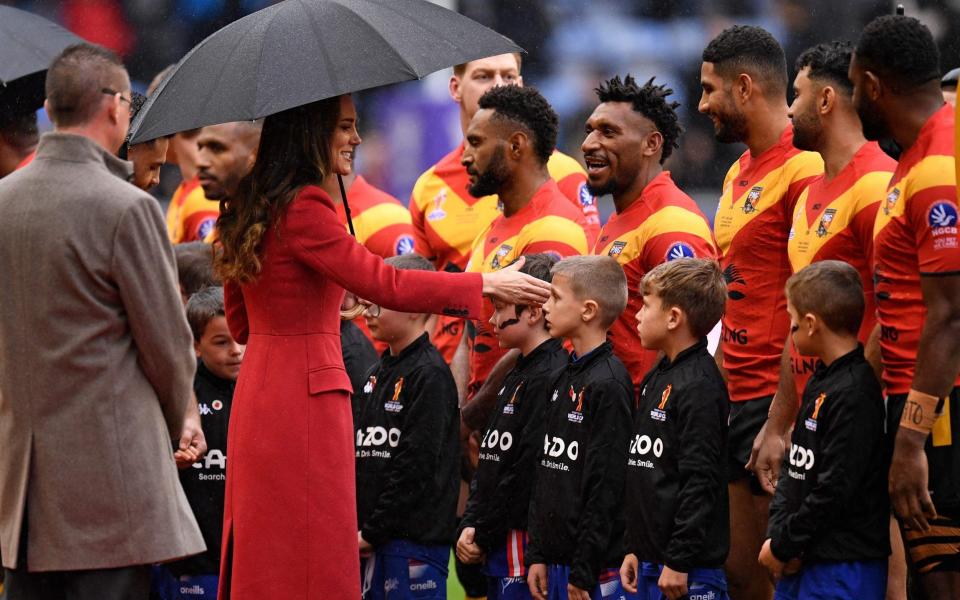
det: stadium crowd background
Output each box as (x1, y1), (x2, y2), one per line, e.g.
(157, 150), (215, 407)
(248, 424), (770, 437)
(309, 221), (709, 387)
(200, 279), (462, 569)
(6, 0), (960, 220)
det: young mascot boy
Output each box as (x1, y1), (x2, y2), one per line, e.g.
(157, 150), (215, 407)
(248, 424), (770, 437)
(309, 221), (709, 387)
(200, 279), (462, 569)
(154, 286), (243, 600)
(458, 254), (569, 599)
(620, 258), (730, 600)
(759, 260), (890, 599)
(526, 256), (634, 600)
(353, 254), (461, 600)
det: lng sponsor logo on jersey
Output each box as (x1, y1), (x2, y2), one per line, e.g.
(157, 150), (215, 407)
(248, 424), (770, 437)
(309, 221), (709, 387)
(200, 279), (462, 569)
(742, 186), (762, 214)
(928, 201), (959, 249)
(884, 188), (900, 215)
(427, 189), (447, 221)
(198, 217), (216, 241)
(805, 392), (826, 431)
(363, 375), (377, 394)
(491, 244), (513, 270)
(384, 377), (404, 413)
(816, 209), (837, 238)
(567, 386), (584, 423)
(395, 235), (415, 255)
(578, 182), (596, 207)
(666, 241), (695, 261)
(650, 384), (671, 422)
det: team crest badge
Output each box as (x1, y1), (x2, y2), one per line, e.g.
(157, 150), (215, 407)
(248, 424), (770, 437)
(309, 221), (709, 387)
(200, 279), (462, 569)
(491, 244), (513, 270)
(427, 189), (447, 221)
(650, 384), (671, 422)
(567, 386), (584, 423)
(805, 393), (826, 431)
(608, 241), (627, 257)
(816, 209), (837, 238)
(884, 189), (900, 216)
(742, 186), (763, 214)
(385, 377), (404, 413)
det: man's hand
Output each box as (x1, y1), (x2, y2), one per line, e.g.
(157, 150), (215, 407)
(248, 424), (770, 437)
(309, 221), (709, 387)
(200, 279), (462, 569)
(657, 566), (688, 600)
(358, 532), (373, 556)
(889, 428), (937, 531)
(175, 397), (207, 469)
(455, 527), (484, 564)
(567, 583), (591, 600)
(746, 420), (787, 495)
(619, 553), (639, 594)
(481, 256), (551, 305)
(758, 538), (785, 582)
(527, 563), (548, 600)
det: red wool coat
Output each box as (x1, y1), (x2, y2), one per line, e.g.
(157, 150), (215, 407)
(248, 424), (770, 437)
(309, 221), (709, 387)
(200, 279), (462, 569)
(219, 186), (482, 599)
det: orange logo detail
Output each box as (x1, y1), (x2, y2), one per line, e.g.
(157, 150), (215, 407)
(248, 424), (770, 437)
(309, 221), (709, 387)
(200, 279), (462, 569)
(658, 385), (672, 410)
(812, 393), (826, 419)
(393, 378), (404, 402)
(509, 382), (523, 404)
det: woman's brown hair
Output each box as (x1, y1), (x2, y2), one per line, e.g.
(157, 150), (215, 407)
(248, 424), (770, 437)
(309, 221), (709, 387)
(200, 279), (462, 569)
(215, 96), (342, 283)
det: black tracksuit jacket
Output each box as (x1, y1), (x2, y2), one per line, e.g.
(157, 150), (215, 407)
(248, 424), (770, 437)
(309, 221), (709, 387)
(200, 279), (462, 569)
(526, 341), (633, 590)
(625, 340), (730, 572)
(353, 333), (460, 546)
(461, 338), (569, 552)
(768, 346), (890, 563)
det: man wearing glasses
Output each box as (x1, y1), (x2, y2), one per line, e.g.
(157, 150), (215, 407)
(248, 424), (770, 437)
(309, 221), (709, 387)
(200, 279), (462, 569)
(0, 43), (205, 599)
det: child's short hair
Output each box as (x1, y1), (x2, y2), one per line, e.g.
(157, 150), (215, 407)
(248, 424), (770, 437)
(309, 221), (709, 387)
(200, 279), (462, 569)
(641, 258), (727, 338)
(385, 253), (435, 272)
(175, 242), (220, 297)
(550, 256), (628, 329)
(786, 260), (864, 335)
(186, 286), (225, 342)
(512, 253), (558, 318)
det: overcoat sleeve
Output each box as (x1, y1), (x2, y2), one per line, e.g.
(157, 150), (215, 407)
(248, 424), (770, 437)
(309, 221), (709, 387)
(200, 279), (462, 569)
(283, 187), (483, 319)
(112, 195), (195, 438)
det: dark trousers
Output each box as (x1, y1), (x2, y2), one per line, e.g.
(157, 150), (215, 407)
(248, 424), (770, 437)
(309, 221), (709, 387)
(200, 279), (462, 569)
(3, 519), (151, 600)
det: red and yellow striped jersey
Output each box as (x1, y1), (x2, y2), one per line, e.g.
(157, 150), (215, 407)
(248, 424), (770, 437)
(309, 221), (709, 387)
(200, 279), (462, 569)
(465, 179), (589, 395)
(411, 143), (598, 362)
(714, 125), (823, 402)
(787, 142), (895, 396)
(334, 176), (415, 259)
(593, 171), (717, 386)
(873, 104), (960, 394)
(166, 175), (219, 244)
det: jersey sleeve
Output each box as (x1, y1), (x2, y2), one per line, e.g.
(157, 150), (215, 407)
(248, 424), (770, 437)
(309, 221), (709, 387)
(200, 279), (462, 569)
(569, 380), (632, 590)
(663, 379), (727, 572)
(360, 364), (458, 546)
(640, 212), (718, 269)
(409, 172), (436, 261)
(784, 152), (825, 219)
(521, 217), (589, 258)
(906, 158), (960, 275)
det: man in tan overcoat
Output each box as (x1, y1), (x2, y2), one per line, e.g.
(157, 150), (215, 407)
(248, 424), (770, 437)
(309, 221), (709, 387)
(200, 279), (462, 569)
(0, 44), (205, 598)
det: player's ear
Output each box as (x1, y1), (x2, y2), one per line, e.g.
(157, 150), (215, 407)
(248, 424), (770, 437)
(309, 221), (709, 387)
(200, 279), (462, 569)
(819, 85), (834, 115)
(644, 130), (664, 158)
(509, 131), (526, 159)
(449, 74), (462, 103)
(735, 72), (753, 104)
(864, 70), (882, 101)
(666, 306), (683, 331)
(194, 341), (202, 358)
(802, 312), (818, 336)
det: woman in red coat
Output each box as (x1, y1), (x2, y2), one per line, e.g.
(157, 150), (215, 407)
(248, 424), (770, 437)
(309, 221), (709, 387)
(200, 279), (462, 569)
(214, 95), (549, 599)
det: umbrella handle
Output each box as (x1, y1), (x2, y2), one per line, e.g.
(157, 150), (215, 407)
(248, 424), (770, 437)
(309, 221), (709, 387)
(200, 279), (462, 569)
(338, 173), (356, 237)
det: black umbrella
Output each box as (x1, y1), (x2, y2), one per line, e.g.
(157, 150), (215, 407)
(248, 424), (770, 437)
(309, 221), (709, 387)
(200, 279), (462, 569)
(128, 0), (522, 144)
(0, 6), (85, 113)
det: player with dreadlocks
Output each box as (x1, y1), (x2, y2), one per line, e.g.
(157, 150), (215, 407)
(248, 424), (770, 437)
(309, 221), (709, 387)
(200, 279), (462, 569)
(585, 75), (717, 390)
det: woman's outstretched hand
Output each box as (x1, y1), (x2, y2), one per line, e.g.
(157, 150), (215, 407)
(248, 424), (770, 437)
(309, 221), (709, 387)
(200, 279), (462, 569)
(480, 256), (552, 305)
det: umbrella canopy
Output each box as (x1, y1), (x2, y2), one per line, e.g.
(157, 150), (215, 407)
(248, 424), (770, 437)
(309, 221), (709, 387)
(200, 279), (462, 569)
(129, 0), (522, 144)
(0, 6), (85, 113)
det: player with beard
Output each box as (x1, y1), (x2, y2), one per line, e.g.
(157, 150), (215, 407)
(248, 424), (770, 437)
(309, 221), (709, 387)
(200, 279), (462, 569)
(849, 16), (960, 600)
(410, 53), (598, 369)
(195, 120), (262, 240)
(585, 75), (716, 391)
(698, 25), (823, 600)
(749, 39), (903, 599)
(462, 85), (588, 404)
